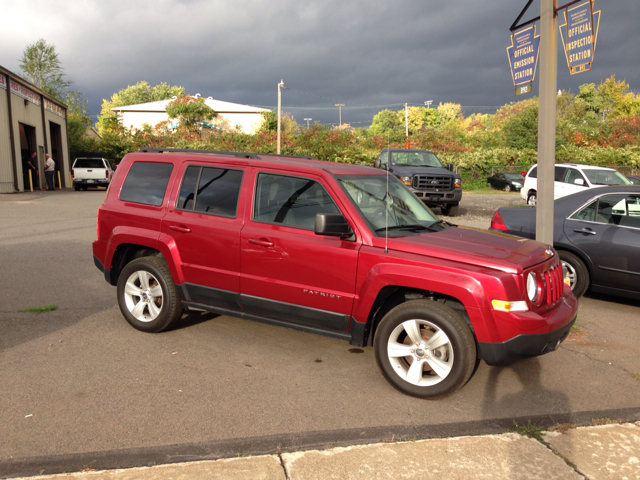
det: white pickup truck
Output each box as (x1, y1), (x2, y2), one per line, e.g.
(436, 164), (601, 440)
(71, 157), (113, 191)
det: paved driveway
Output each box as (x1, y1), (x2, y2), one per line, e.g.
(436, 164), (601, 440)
(1, 190), (639, 477)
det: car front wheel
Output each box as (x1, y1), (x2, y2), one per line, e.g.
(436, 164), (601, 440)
(441, 204), (459, 216)
(374, 300), (476, 398)
(559, 251), (589, 298)
(116, 256), (183, 332)
(505, 184), (512, 192)
(527, 191), (537, 205)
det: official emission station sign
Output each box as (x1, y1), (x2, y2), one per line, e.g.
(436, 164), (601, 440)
(559, 1), (601, 74)
(506, 26), (540, 96)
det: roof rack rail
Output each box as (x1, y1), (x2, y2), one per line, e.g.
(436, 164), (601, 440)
(258, 153), (318, 160)
(138, 148), (261, 159)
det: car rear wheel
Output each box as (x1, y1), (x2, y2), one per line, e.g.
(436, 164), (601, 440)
(527, 191), (537, 205)
(559, 251), (589, 298)
(374, 300), (476, 398)
(117, 256), (183, 333)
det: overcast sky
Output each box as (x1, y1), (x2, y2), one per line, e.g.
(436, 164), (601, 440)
(2, 0), (639, 128)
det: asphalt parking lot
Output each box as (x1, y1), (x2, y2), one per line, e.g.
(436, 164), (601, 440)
(1, 189), (639, 478)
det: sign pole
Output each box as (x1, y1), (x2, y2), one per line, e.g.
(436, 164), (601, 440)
(536, 0), (557, 245)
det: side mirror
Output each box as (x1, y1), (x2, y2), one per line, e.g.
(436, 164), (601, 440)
(315, 213), (353, 237)
(447, 163), (454, 172)
(374, 158), (381, 169)
(574, 178), (585, 185)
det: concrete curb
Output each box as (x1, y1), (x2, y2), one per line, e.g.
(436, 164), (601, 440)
(11, 423), (640, 480)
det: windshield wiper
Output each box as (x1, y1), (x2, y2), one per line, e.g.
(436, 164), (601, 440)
(375, 224), (437, 233)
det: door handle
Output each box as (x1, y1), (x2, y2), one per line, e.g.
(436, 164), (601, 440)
(573, 228), (596, 235)
(169, 225), (191, 233)
(248, 238), (274, 247)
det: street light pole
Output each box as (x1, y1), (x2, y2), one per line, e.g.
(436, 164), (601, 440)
(335, 104), (345, 126)
(277, 79), (284, 154)
(304, 118), (312, 129)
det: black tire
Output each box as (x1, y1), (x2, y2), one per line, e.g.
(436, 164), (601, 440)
(527, 191), (537, 205)
(559, 250), (589, 298)
(505, 184), (512, 192)
(74, 185), (81, 191)
(441, 204), (459, 216)
(373, 300), (477, 399)
(116, 256), (183, 333)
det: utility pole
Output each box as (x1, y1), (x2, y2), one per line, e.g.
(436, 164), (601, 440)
(536, 0), (557, 245)
(404, 103), (409, 137)
(304, 118), (312, 129)
(335, 104), (345, 126)
(277, 79), (284, 154)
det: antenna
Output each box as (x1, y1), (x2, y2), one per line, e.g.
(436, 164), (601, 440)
(385, 136), (390, 254)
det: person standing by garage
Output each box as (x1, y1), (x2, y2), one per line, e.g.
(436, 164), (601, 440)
(27, 152), (38, 181)
(44, 153), (56, 191)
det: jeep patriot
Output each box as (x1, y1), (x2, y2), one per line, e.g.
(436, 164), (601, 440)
(93, 149), (578, 398)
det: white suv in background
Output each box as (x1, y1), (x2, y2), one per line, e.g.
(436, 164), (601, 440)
(520, 163), (631, 205)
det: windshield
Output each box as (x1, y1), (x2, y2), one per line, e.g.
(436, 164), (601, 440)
(387, 151), (443, 168)
(337, 174), (448, 236)
(584, 169), (631, 186)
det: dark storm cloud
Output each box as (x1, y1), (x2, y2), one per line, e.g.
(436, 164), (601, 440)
(2, 0), (638, 127)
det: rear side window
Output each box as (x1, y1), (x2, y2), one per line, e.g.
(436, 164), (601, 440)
(528, 166), (537, 179)
(176, 166), (243, 218)
(554, 166), (567, 182)
(74, 158), (107, 169)
(120, 162), (173, 206)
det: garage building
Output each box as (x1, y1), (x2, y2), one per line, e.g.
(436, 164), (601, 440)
(0, 65), (70, 193)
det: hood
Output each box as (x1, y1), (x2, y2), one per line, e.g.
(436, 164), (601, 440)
(388, 165), (457, 177)
(385, 226), (554, 274)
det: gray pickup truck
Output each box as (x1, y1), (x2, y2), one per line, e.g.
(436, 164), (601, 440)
(374, 148), (462, 215)
(71, 157), (114, 191)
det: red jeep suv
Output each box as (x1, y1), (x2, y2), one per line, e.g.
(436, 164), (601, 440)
(93, 149), (578, 398)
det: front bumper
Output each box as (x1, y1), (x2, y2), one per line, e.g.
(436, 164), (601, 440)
(411, 187), (462, 206)
(477, 314), (576, 365)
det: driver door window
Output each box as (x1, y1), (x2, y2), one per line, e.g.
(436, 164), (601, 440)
(253, 173), (339, 230)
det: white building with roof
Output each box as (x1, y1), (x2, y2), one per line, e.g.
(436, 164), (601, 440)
(111, 96), (270, 134)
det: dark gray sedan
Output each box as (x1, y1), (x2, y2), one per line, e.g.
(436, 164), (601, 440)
(490, 186), (640, 299)
(486, 172), (525, 192)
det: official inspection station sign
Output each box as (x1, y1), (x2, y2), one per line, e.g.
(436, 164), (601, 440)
(507, 26), (540, 96)
(559, 1), (601, 74)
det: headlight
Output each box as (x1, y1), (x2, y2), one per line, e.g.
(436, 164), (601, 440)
(401, 176), (412, 186)
(454, 178), (461, 188)
(513, 182), (522, 187)
(526, 272), (538, 302)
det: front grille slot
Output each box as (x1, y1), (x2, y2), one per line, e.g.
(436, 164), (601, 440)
(543, 263), (563, 305)
(412, 175), (453, 191)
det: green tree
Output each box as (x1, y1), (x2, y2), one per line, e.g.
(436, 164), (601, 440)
(501, 102), (539, 149)
(97, 81), (185, 133)
(597, 75), (638, 120)
(257, 110), (299, 134)
(368, 109), (404, 141)
(64, 90), (97, 156)
(435, 102), (463, 126)
(165, 96), (217, 128)
(19, 38), (71, 100)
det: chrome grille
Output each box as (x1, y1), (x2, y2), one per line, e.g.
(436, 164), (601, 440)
(412, 175), (454, 191)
